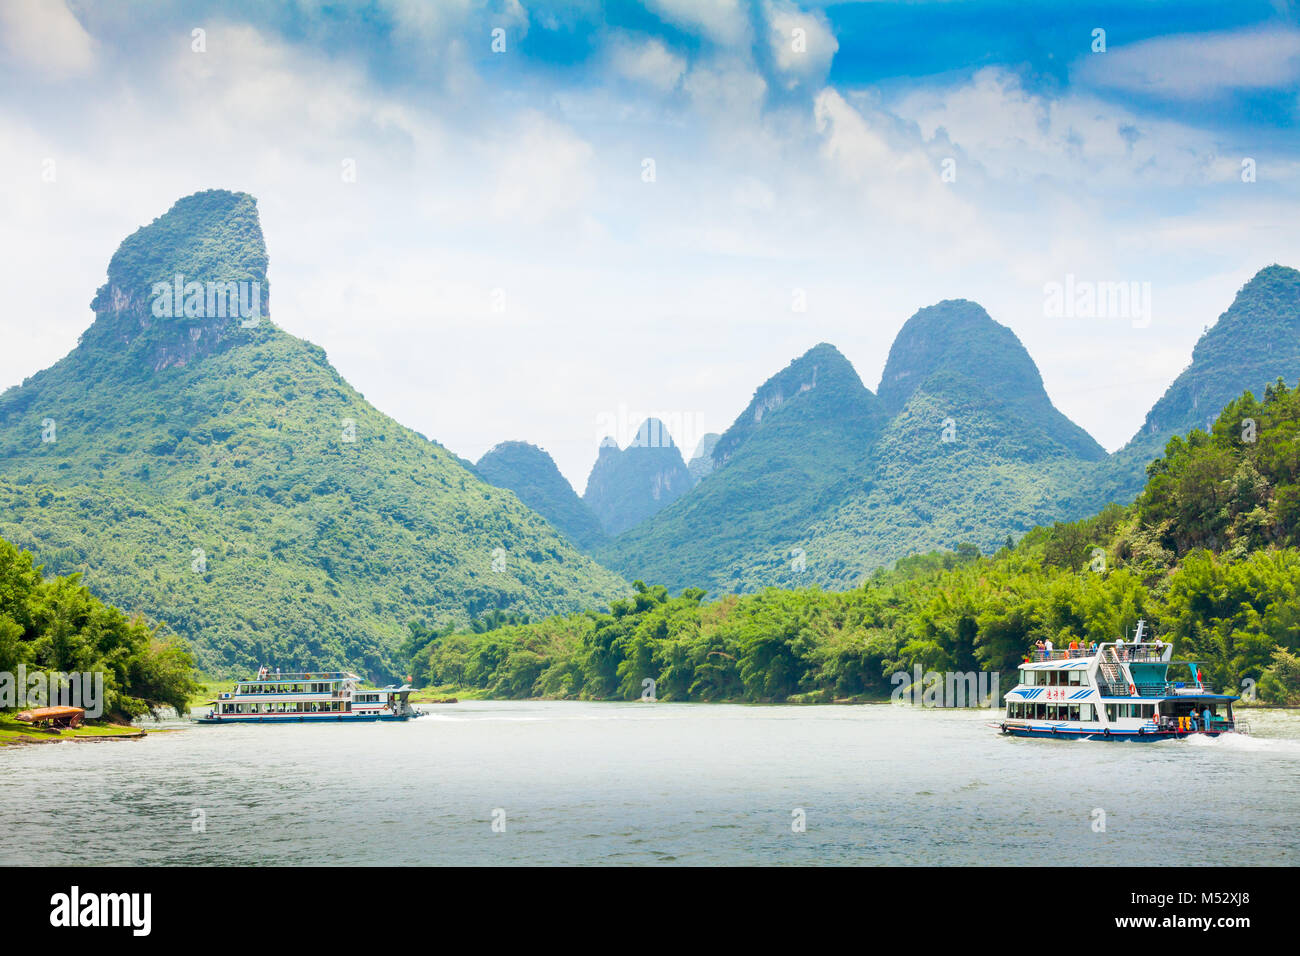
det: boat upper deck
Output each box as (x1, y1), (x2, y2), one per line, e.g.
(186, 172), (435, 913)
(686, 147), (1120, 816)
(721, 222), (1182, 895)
(241, 671), (359, 683)
(1024, 641), (1172, 666)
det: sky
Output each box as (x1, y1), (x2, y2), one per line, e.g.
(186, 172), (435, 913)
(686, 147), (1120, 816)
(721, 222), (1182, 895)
(2, 0), (1299, 491)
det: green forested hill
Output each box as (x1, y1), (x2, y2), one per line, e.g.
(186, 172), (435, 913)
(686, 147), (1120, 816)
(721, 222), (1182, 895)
(0, 191), (627, 679)
(475, 441), (608, 552)
(598, 278), (1300, 595)
(409, 379), (1300, 705)
(601, 311), (1105, 592)
(596, 343), (884, 591)
(1098, 264), (1300, 506)
(794, 300), (1109, 582)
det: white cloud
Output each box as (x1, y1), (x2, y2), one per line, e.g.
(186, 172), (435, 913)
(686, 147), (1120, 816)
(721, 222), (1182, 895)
(609, 35), (686, 92)
(643, 0), (750, 47)
(763, 0), (837, 86)
(0, 0), (96, 79)
(487, 111), (595, 223)
(812, 88), (984, 248)
(682, 57), (768, 122)
(892, 66), (1244, 188)
(1073, 26), (1300, 99)
(2, 11), (1299, 489)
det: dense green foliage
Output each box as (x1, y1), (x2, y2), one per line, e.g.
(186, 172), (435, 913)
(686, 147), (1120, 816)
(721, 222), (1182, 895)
(0, 191), (628, 680)
(474, 441), (608, 552)
(0, 536), (197, 719)
(413, 382), (1300, 705)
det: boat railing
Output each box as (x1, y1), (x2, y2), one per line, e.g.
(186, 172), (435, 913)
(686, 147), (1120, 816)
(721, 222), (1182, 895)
(1028, 643), (1169, 663)
(251, 671), (352, 681)
(1134, 680), (1208, 697)
(1029, 648), (1095, 661)
(1110, 644), (1169, 662)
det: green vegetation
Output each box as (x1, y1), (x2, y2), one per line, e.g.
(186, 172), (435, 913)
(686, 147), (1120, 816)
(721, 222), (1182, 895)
(600, 316), (1105, 593)
(600, 276), (1300, 596)
(0, 713), (147, 746)
(0, 190), (628, 680)
(410, 381), (1300, 706)
(0, 536), (198, 722)
(475, 441), (608, 552)
(598, 344), (885, 591)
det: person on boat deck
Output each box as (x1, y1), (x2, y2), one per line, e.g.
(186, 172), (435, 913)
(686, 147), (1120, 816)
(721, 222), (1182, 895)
(1034, 639), (1045, 659)
(1044, 638), (1054, 658)
(1203, 706), (1213, 728)
(1188, 712), (1199, 731)
(1068, 638), (1080, 657)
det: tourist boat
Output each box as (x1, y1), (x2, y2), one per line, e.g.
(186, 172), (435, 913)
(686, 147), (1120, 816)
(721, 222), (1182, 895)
(998, 621), (1245, 741)
(196, 669), (418, 723)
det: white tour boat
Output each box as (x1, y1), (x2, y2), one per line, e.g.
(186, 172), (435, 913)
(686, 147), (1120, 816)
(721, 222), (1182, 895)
(197, 669), (418, 723)
(999, 621), (1244, 741)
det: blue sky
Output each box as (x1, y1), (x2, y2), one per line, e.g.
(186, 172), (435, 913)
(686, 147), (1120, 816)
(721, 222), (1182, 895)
(3, 0), (1300, 489)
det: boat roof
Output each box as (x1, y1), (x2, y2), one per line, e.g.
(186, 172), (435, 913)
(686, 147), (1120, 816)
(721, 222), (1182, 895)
(240, 672), (360, 682)
(1094, 693), (1240, 702)
(1022, 659), (1093, 669)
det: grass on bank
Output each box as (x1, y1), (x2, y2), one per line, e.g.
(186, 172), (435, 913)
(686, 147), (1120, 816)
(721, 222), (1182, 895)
(0, 713), (145, 746)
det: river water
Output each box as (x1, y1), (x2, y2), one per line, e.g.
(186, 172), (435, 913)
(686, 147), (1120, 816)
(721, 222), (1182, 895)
(2, 701), (1296, 865)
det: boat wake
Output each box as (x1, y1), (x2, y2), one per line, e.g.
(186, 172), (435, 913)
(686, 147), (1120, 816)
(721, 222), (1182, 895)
(1184, 731), (1300, 753)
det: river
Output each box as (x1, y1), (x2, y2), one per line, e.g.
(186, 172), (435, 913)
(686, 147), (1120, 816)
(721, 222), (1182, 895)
(2, 701), (1297, 865)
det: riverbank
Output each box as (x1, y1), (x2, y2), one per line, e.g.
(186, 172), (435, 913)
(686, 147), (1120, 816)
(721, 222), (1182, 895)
(0, 714), (147, 747)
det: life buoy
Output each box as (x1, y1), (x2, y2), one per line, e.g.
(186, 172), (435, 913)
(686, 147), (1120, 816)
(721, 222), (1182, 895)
(1129, 683), (1136, 696)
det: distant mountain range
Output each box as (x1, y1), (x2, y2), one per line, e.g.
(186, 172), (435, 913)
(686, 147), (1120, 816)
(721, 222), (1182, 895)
(580, 418), (694, 536)
(5, 188), (1297, 677)
(594, 269), (1300, 592)
(0, 191), (627, 679)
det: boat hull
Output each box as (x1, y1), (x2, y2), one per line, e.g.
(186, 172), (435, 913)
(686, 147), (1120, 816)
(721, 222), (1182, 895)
(1000, 723), (1231, 741)
(195, 713), (414, 724)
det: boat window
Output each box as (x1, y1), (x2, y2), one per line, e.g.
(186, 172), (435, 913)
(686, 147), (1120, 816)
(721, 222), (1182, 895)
(1080, 704), (1093, 721)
